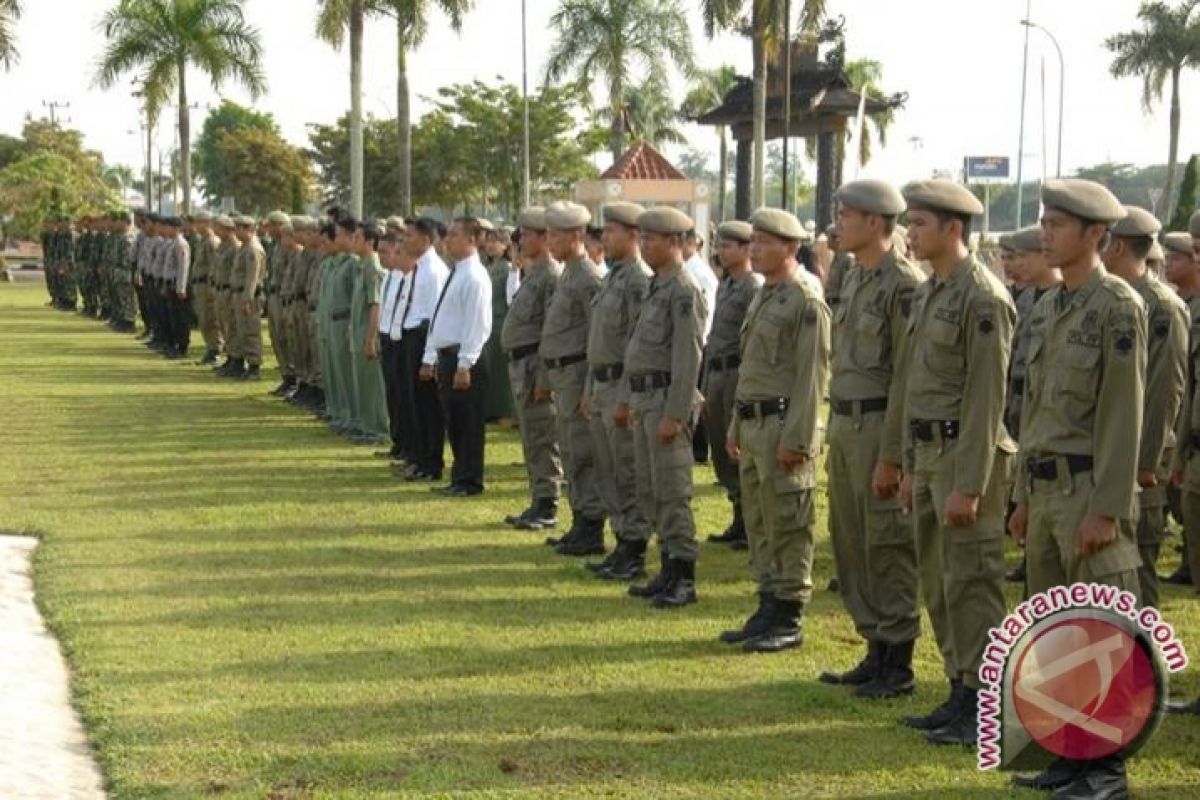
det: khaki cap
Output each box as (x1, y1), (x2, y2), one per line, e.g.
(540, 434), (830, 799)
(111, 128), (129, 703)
(717, 221), (753, 244)
(1041, 179), (1125, 224)
(1191, 210), (1200, 238)
(1010, 226), (1044, 253)
(637, 206), (693, 235)
(545, 200), (591, 231)
(265, 210), (290, 226)
(290, 215), (314, 231)
(234, 215), (256, 227)
(475, 217), (495, 232)
(214, 215), (235, 230)
(192, 210), (213, 222)
(902, 179), (984, 216)
(835, 179), (906, 216)
(516, 206), (547, 231)
(1111, 205), (1161, 237)
(750, 207), (805, 240)
(1148, 241), (1165, 263)
(385, 216), (406, 231)
(1164, 232), (1194, 257)
(602, 201), (644, 228)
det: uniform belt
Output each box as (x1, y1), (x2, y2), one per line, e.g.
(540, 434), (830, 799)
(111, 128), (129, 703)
(330, 310), (350, 322)
(707, 354), (741, 372)
(910, 418), (959, 442)
(1027, 454), (1094, 482)
(507, 343), (540, 361)
(295, 292), (307, 301)
(218, 284), (231, 291)
(831, 397), (888, 416)
(1011, 377), (1025, 395)
(592, 363), (624, 382)
(629, 371), (671, 392)
(737, 397), (789, 420)
(438, 345), (461, 359)
(544, 353), (587, 370)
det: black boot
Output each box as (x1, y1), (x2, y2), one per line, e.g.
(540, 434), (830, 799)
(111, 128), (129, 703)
(271, 375), (294, 396)
(855, 641), (915, 699)
(1012, 758), (1086, 791)
(707, 505), (747, 546)
(556, 516), (605, 556)
(819, 640), (884, 685)
(544, 513), (581, 547)
(586, 544), (621, 575)
(514, 498), (557, 530)
(222, 358), (246, 378)
(743, 599), (803, 652)
(596, 539), (647, 581)
(240, 364), (261, 381)
(1005, 556), (1027, 583)
(902, 679), (963, 730)
(927, 687), (978, 745)
(629, 553), (671, 598)
(1052, 756), (1128, 800)
(651, 558), (697, 608)
(719, 592), (774, 644)
(1162, 562), (1192, 586)
(196, 349), (218, 366)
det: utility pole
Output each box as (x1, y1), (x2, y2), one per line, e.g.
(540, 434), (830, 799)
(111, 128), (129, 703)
(781, 0), (792, 212)
(41, 100), (71, 126)
(521, 0), (531, 208)
(1015, 0), (1033, 228)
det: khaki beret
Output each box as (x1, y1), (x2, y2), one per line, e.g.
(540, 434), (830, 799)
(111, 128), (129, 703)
(902, 179), (984, 216)
(1191, 210), (1200, 238)
(475, 217), (495, 232)
(214, 215), (235, 229)
(1041, 179), (1125, 224)
(717, 221), (753, 244)
(1164, 232), (1194, 257)
(385, 216), (406, 231)
(602, 201), (644, 228)
(637, 206), (693, 235)
(265, 210), (290, 226)
(1148, 241), (1165, 263)
(1111, 205), (1161, 238)
(234, 215), (256, 227)
(750, 207), (805, 240)
(290, 215), (314, 231)
(1010, 226), (1044, 253)
(545, 200), (591, 231)
(835, 179), (906, 216)
(191, 210), (213, 222)
(516, 206), (547, 231)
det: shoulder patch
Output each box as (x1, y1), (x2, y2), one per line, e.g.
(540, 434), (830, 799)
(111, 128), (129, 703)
(898, 287), (914, 319)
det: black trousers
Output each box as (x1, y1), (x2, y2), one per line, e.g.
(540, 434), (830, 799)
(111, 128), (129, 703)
(380, 334), (406, 455)
(169, 292), (192, 353)
(135, 277), (149, 330)
(437, 348), (487, 492)
(400, 328), (444, 475)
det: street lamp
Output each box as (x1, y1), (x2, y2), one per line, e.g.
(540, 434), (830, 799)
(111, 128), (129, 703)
(1021, 18), (1064, 179)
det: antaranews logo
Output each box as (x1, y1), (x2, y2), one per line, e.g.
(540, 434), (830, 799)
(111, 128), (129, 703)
(976, 582), (1188, 772)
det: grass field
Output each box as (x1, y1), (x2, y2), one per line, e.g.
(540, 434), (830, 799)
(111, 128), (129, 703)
(1, 278), (1198, 799)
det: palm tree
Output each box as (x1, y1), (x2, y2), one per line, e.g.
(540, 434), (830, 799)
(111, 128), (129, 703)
(544, 0), (695, 164)
(701, 0), (825, 207)
(0, 0), (21, 71)
(682, 64), (739, 221)
(317, 0), (472, 218)
(96, 0), (265, 214)
(316, 0), (365, 216)
(597, 80), (685, 150)
(1107, 0), (1200, 222)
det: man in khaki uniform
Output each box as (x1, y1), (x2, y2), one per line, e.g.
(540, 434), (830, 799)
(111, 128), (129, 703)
(721, 208), (829, 651)
(825, 223), (853, 308)
(582, 202), (654, 580)
(1102, 207), (1186, 612)
(285, 217), (315, 405)
(817, 180), (923, 695)
(190, 211), (223, 365)
(702, 221), (762, 552)
(213, 216), (242, 375)
(619, 207), (706, 608)
(230, 216), (265, 381)
(1008, 181), (1145, 798)
(898, 180), (1015, 746)
(263, 211), (295, 395)
(541, 201), (607, 555)
(501, 207), (564, 532)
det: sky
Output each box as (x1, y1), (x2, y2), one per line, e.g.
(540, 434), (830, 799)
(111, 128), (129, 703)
(0, 0), (1194, 199)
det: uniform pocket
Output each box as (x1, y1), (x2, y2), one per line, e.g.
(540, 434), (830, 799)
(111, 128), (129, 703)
(922, 319), (963, 374)
(853, 312), (888, 367)
(1058, 345), (1101, 400)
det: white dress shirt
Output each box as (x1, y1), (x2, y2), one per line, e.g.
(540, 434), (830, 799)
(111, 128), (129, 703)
(505, 265), (521, 306)
(169, 235), (191, 293)
(378, 269), (405, 335)
(685, 252), (719, 344)
(389, 247), (449, 340)
(422, 251), (492, 370)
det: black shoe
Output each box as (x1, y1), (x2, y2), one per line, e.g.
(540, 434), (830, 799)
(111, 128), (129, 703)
(719, 592), (775, 644)
(270, 378), (292, 397)
(404, 468), (441, 483)
(1167, 695), (1200, 715)
(927, 688), (978, 746)
(163, 347), (185, 360)
(651, 559), (697, 608)
(743, 599), (803, 652)
(240, 365), (261, 381)
(546, 514), (586, 548)
(514, 498), (558, 530)
(1051, 756), (1128, 800)
(1006, 558), (1027, 583)
(439, 484), (482, 497)
(1162, 563), (1192, 586)
(902, 680), (963, 730)
(1012, 758), (1086, 791)
(555, 517), (605, 556)
(629, 553), (671, 598)
(855, 641), (915, 699)
(586, 546), (619, 574)
(196, 349), (218, 366)
(222, 358), (246, 378)
(595, 539), (647, 581)
(819, 641), (884, 685)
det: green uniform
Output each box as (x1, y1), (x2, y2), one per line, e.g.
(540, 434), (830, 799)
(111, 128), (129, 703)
(828, 249), (923, 646)
(904, 255), (1015, 691)
(541, 254), (606, 523)
(284, 245), (312, 388)
(731, 265), (829, 606)
(483, 258), (516, 420)
(587, 253), (653, 543)
(501, 256), (563, 503)
(192, 232), (222, 355)
(304, 249), (325, 390)
(111, 229), (138, 326)
(323, 255), (356, 430)
(214, 239), (240, 357)
(826, 250), (854, 308)
(349, 253), (389, 438)
(623, 262), (706, 563)
(231, 236), (265, 367)
(265, 237), (291, 377)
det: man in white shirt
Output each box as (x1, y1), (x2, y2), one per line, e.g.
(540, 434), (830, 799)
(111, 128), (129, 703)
(376, 219), (409, 461)
(395, 217), (451, 481)
(162, 216), (192, 360)
(420, 216), (491, 496)
(683, 230), (718, 464)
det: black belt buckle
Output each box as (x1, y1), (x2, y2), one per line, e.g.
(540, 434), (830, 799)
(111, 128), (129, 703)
(1026, 457), (1057, 482)
(545, 353), (586, 370)
(592, 363), (623, 382)
(507, 343), (539, 362)
(630, 372), (670, 392)
(707, 354), (740, 372)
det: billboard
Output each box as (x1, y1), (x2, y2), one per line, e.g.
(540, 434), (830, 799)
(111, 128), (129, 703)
(965, 156), (1011, 182)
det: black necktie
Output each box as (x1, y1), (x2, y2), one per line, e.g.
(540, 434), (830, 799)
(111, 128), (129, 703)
(430, 264), (457, 330)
